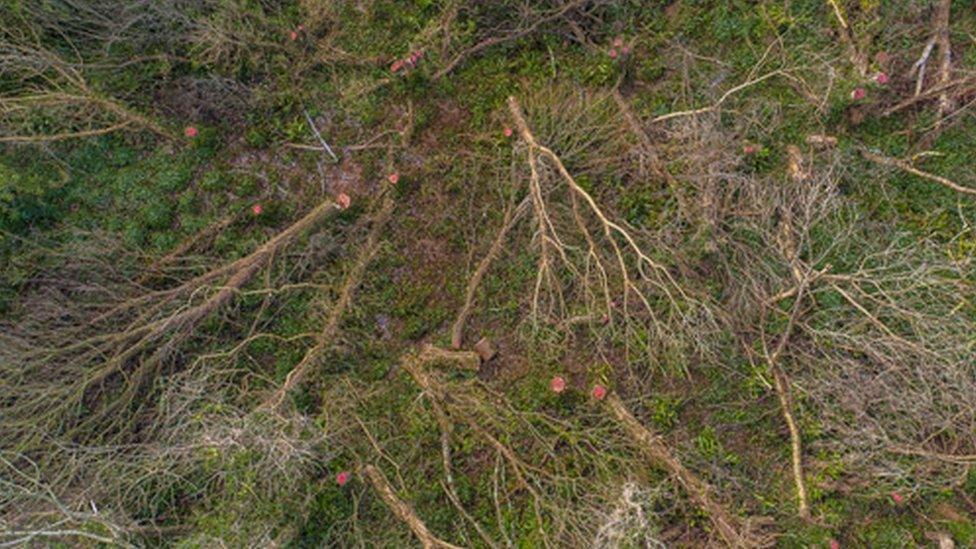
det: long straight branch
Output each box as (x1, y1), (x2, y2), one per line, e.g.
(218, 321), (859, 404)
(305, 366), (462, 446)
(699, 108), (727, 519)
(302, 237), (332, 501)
(933, 0), (953, 122)
(263, 196), (394, 410)
(605, 394), (762, 547)
(363, 464), (464, 549)
(451, 195), (531, 349)
(760, 281), (811, 520)
(862, 150), (976, 197)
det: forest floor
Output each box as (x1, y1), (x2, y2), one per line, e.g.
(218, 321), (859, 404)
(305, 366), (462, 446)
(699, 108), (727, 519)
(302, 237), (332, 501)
(2, 1), (976, 547)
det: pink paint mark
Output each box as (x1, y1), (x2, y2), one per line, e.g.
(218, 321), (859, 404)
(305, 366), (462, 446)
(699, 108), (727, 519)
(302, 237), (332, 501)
(336, 193), (351, 210)
(850, 87), (867, 100)
(503, 126), (513, 138)
(891, 491), (904, 505)
(550, 376), (566, 393)
(592, 384), (607, 400)
(388, 173), (399, 184)
(609, 48), (618, 59)
(336, 470), (351, 486)
(184, 126), (198, 138)
(251, 203), (263, 216)
(829, 539), (840, 549)
(875, 72), (889, 85)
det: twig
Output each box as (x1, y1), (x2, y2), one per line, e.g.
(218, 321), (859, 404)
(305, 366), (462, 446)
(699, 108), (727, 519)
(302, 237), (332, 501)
(418, 344), (482, 372)
(825, 0), (848, 29)
(0, 120), (133, 143)
(612, 90), (692, 218)
(827, 281), (931, 356)
(910, 37), (937, 96)
(886, 446), (976, 464)
(649, 70), (786, 124)
(825, 0), (868, 75)
(882, 77), (973, 117)
(442, 481), (500, 549)
(0, 529), (130, 548)
(136, 212), (239, 285)
(303, 107), (339, 163)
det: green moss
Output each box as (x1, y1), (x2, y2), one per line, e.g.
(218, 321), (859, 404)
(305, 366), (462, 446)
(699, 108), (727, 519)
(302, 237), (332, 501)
(855, 517), (918, 547)
(946, 519), (976, 547)
(4, 1), (976, 546)
(647, 395), (682, 432)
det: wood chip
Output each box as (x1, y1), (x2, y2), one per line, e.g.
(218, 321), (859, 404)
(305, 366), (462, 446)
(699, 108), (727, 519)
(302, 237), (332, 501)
(924, 531), (955, 549)
(806, 134), (838, 147)
(418, 345), (481, 372)
(473, 337), (496, 362)
(787, 145), (808, 181)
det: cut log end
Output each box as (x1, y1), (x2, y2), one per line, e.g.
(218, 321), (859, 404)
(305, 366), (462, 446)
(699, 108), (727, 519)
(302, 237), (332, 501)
(473, 337), (497, 362)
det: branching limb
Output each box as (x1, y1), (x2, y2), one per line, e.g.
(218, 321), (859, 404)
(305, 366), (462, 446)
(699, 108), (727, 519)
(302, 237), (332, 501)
(1, 195), (345, 452)
(431, 396), (499, 548)
(508, 95), (690, 308)
(400, 350), (553, 546)
(506, 94), (713, 376)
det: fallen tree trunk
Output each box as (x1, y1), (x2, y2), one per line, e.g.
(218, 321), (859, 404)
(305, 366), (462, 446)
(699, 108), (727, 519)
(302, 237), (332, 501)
(450, 196), (530, 350)
(363, 464), (464, 549)
(263, 196), (394, 410)
(862, 150), (976, 197)
(604, 394), (765, 548)
(2, 196), (345, 449)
